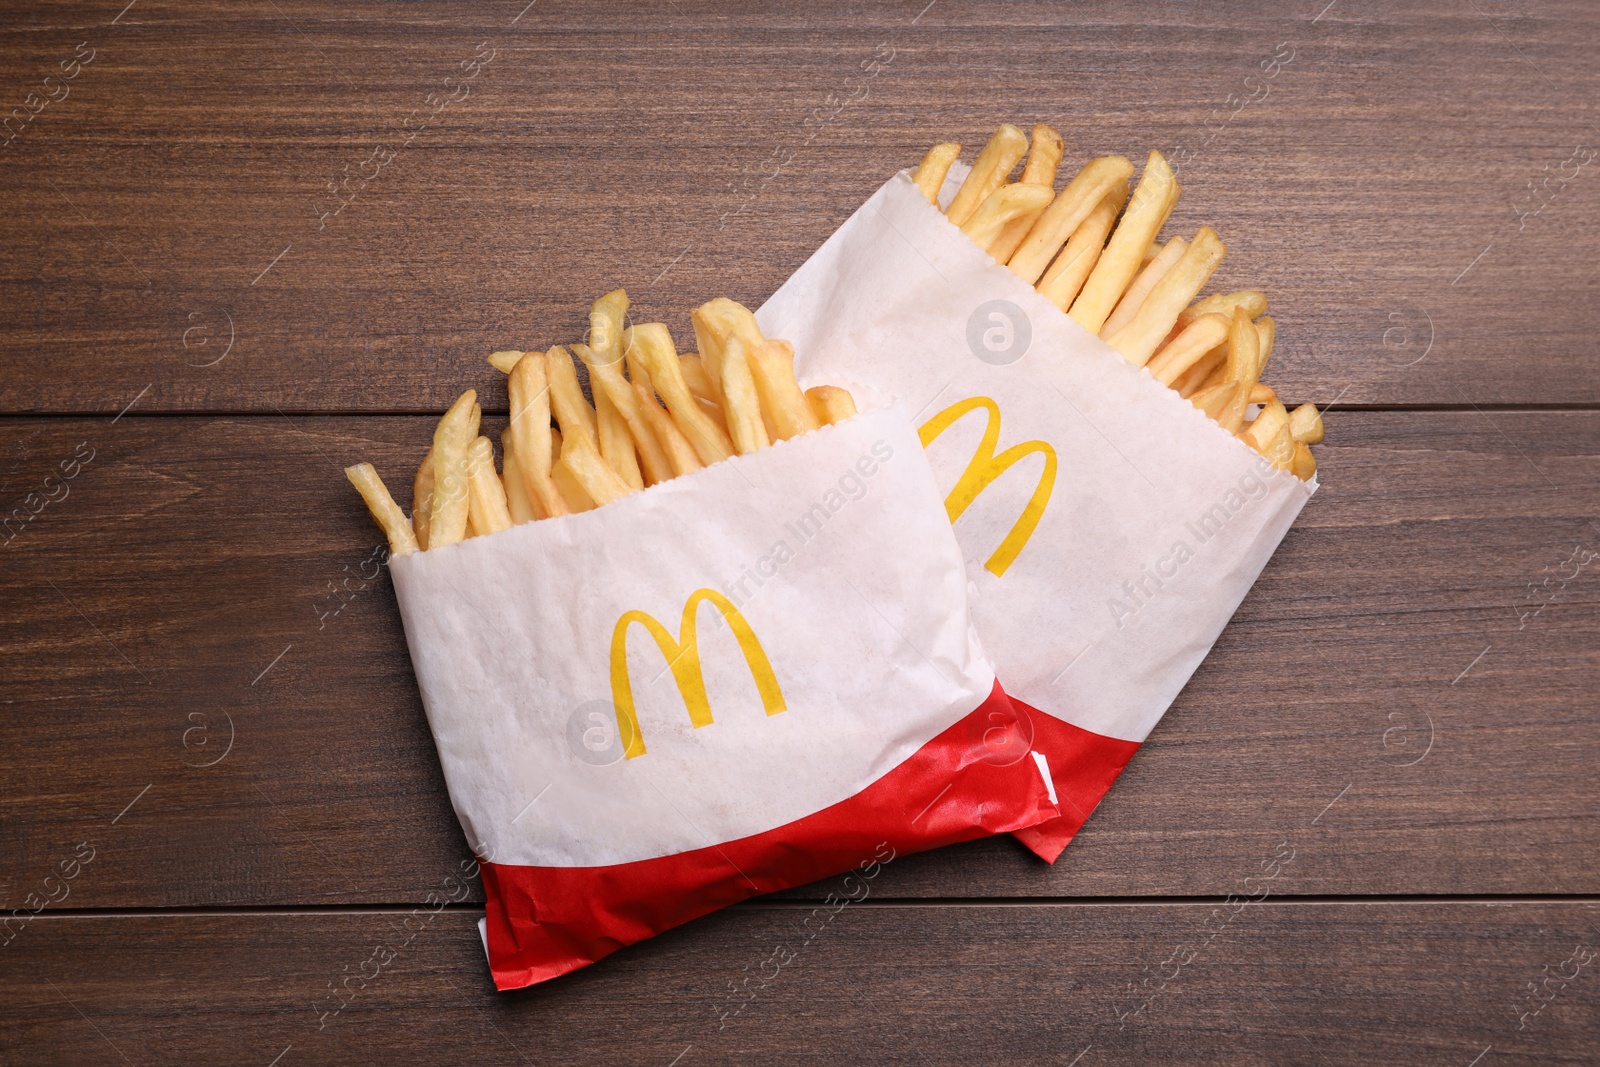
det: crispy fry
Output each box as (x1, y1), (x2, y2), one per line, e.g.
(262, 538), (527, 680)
(806, 385), (858, 426)
(945, 123), (1029, 227)
(689, 298), (763, 404)
(627, 322), (735, 465)
(1249, 382), (1277, 405)
(1290, 441), (1317, 480)
(1289, 403), (1325, 444)
(545, 345), (634, 506)
(572, 342), (644, 490)
(499, 430), (540, 523)
(632, 378), (702, 476)
(488, 350), (523, 374)
(1035, 182), (1127, 311)
(1068, 151), (1178, 333)
(465, 436), (513, 536)
(680, 354), (717, 406)
(1175, 346), (1226, 397)
(577, 343), (674, 487)
(550, 431), (597, 513)
(507, 350), (568, 519)
(544, 345), (598, 445)
(1099, 236), (1188, 340)
(589, 288), (630, 366)
(1007, 155), (1134, 285)
(1242, 399), (1290, 455)
(1107, 227), (1228, 367)
(426, 390), (478, 548)
(988, 124), (1065, 261)
(412, 447), (435, 550)
(346, 462), (420, 556)
(719, 335), (771, 454)
(747, 338), (821, 440)
(1216, 306), (1261, 433)
(1175, 290), (1268, 334)
(961, 182), (1055, 259)
(1190, 380), (1237, 421)
(911, 141), (962, 204)
(1254, 315), (1276, 377)
(1148, 312), (1230, 385)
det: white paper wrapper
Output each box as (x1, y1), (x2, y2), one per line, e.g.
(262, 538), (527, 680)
(758, 166), (1316, 857)
(387, 402), (1059, 987)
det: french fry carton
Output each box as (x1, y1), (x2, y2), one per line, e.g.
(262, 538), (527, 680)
(388, 403), (1060, 989)
(758, 166), (1316, 862)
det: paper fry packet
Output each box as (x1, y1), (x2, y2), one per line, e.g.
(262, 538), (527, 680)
(758, 166), (1317, 862)
(388, 403), (1058, 989)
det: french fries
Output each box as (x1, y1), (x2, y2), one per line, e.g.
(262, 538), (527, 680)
(347, 292), (863, 550)
(914, 124), (1325, 480)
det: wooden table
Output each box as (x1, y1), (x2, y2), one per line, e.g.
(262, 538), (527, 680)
(3, 1), (1597, 1063)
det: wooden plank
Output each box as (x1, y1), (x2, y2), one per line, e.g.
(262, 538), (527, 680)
(1, 409), (1596, 907)
(3, 902), (1598, 1064)
(0, 1), (1596, 412)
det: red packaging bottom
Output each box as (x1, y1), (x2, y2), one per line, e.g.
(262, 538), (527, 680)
(479, 681), (1058, 990)
(1010, 700), (1142, 863)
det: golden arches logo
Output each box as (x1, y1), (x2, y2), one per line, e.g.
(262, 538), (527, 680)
(919, 396), (1056, 578)
(609, 588), (786, 759)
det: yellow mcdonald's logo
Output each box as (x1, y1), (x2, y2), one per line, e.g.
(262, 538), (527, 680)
(609, 588), (786, 759)
(919, 396), (1056, 578)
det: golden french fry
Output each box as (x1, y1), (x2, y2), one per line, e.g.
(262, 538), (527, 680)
(1289, 403), (1325, 444)
(412, 447), (435, 550)
(1107, 227), (1228, 367)
(1035, 182), (1128, 311)
(1175, 290), (1268, 334)
(465, 436), (513, 536)
(551, 438), (597, 513)
(1069, 151), (1178, 333)
(680, 354), (717, 406)
(1249, 382), (1277, 405)
(508, 350), (568, 519)
(945, 124), (1029, 227)
(545, 346), (633, 506)
(427, 390), (478, 548)
(961, 182), (1055, 259)
(499, 431), (540, 523)
(689, 298), (763, 404)
(1254, 315), (1276, 377)
(1018, 123), (1065, 186)
(577, 344), (674, 487)
(632, 378), (702, 477)
(748, 339), (822, 440)
(1242, 399), (1290, 454)
(1262, 420), (1296, 470)
(1290, 441), (1317, 480)
(1008, 155), (1134, 285)
(544, 345), (599, 446)
(805, 385), (858, 426)
(988, 124), (1065, 262)
(488, 350), (523, 374)
(345, 463), (420, 556)
(1217, 306), (1261, 433)
(911, 142), (962, 204)
(589, 289), (630, 366)
(1190, 380), (1238, 421)
(1175, 347), (1225, 397)
(1148, 313), (1230, 386)
(572, 342), (644, 491)
(1099, 236), (1188, 340)
(627, 323), (735, 465)
(719, 335), (770, 455)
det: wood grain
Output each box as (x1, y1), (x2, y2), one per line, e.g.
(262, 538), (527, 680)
(3, 903), (1598, 1065)
(0, 0), (1596, 412)
(1, 409), (1595, 907)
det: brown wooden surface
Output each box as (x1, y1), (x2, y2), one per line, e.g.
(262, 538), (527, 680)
(3, 0), (1599, 1062)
